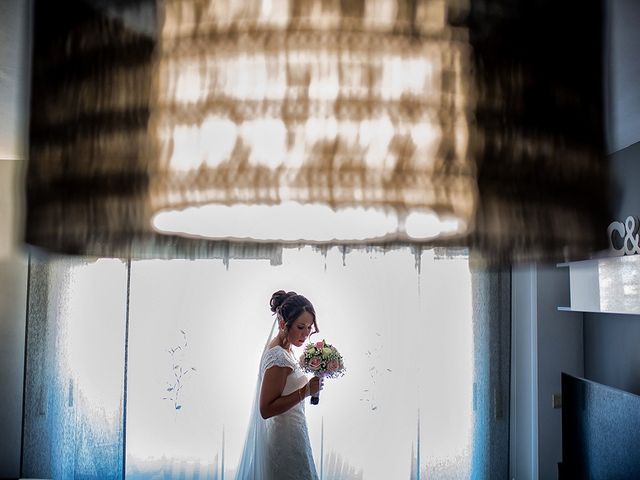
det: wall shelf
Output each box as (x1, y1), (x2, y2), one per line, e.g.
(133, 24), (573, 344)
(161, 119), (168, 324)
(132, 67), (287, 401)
(558, 255), (640, 315)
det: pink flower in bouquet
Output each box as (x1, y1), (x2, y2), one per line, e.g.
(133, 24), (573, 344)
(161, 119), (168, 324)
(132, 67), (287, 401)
(300, 339), (345, 379)
(327, 360), (340, 372)
(309, 357), (322, 370)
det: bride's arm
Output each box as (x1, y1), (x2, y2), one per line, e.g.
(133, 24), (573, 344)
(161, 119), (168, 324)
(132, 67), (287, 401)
(259, 366), (310, 419)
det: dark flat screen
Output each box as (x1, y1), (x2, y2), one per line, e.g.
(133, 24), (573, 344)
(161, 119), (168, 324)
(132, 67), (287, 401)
(561, 373), (640, 479)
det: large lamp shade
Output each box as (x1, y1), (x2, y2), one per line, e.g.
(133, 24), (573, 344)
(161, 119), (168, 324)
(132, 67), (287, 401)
(26, 0), (609, 261)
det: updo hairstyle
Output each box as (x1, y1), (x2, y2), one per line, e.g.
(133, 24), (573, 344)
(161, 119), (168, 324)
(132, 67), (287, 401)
(270, 290), (318, 334)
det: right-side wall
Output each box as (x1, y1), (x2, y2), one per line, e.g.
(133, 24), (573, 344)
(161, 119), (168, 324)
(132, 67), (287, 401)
(584, 141), (640, 394)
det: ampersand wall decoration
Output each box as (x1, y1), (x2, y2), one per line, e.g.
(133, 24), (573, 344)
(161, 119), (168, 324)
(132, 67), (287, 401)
(608, 216), (640, 256)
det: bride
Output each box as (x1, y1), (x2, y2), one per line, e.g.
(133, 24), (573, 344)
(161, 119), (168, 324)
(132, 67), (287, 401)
(235, 290), (323, 480)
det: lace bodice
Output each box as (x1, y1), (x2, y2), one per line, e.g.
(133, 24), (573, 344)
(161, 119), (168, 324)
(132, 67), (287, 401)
(261, 346), (307, 396)
(259, 346), (318, 480)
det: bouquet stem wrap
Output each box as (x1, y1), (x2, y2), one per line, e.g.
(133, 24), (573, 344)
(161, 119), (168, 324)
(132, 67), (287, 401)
(311, 376), (320, 405)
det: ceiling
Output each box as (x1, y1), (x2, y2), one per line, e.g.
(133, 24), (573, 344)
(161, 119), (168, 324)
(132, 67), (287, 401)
(1, 0), (639, 158)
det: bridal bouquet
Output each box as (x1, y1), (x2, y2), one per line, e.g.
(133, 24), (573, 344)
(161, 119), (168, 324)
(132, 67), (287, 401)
(300, 340), (345, 405)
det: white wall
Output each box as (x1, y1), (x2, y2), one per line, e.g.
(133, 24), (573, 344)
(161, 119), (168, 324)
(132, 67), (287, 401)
(510, 265), (584, 480)
(510, 266), (537, 480)
(535, 266), (583, 480)
(0, 0), (31, 476)
(510, 0), (640, 476)
(0, 235), (28, 477)
(0, 160), (29, 477)
(584, 139), (640, 395)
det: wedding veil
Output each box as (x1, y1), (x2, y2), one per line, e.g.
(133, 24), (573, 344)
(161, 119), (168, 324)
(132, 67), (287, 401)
(234, 318), (277, 479)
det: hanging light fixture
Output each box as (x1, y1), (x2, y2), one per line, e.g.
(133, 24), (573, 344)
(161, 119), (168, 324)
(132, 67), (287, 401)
(147, 0), (476, 244)
(25, 0), (610, 261)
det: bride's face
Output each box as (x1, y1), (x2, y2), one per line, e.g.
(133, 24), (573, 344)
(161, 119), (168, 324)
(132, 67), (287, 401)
(286, 311), (315, 348)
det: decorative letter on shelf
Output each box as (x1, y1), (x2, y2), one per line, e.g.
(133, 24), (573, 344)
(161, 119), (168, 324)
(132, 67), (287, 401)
(559, 216), (640, 314)
(607, 216), (640, 256)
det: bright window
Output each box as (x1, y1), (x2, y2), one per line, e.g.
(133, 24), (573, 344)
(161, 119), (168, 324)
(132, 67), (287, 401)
(23, 246), (512, 480)
(125, 246), (473, 479)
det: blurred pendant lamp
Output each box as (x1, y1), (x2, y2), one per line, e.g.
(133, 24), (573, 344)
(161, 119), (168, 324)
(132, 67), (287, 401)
(25, 0), (610, 262)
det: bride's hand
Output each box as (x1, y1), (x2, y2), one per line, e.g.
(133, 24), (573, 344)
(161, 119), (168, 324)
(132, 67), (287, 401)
(307, 377), (324, 396)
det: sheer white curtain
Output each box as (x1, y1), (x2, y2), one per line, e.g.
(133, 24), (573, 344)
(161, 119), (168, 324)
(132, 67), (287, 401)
(22, 246), (509, 479)
(124, 246), (474, 479)
(22, 256), (128, 480)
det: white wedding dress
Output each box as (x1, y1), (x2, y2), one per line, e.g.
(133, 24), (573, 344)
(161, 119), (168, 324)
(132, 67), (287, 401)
(235, 345), (319, 480)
